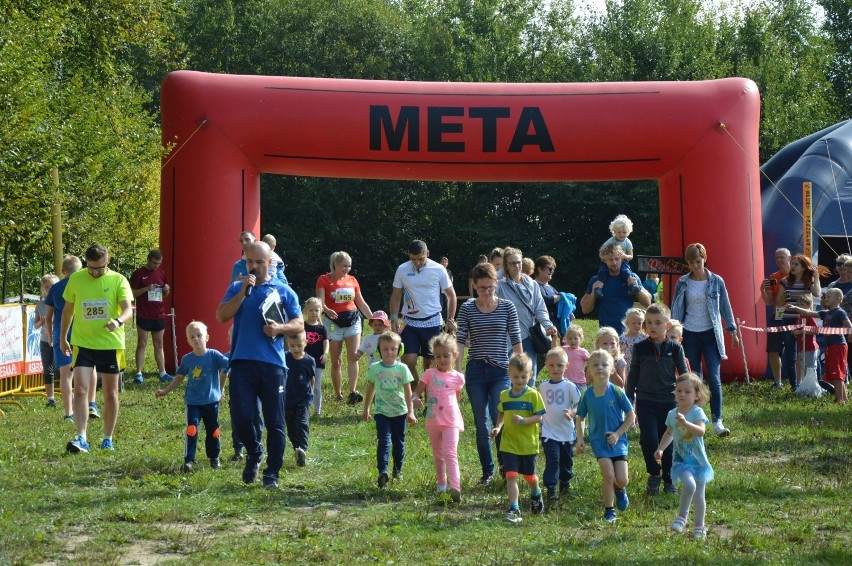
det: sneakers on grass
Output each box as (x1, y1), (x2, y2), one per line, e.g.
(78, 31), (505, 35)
(242, 456), (262, 484)
(100, 438), (114, 451)
(181, 461), (194, 472)
(159, 373), (174, 383)
(713, 420), (731, 436)
(295, 447), (306, 467)
(210, 458), (220, 469)
(604, 508), (617, 523)
(530, 495), (544, 515)
(262, 475), (279, 490)
(449, 488), (461, 503)
(505, 508), (522, 523)
(134, 374), (144, 384)
(671, 515), (687, 533)
(377, 471), (389, 488)
(67, 435), (90, 453)
(693, 526), (707, 540)
(88, 402), (101, 419)
(615, 488), (629, 511)
(646, 474), (661, 495)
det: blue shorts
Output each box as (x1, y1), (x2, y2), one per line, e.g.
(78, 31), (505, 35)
(400, 324), (440, 358)
(53, 340), (73, 369)
(500, 452), (537, 476)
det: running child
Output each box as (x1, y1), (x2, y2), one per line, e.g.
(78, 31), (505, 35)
(490, 353), (546, 523)
(626, 303), (689, 495)
(285, 331), (315, 467)
(355, 311), (392, 368)
(654, 372), (715, 540)
(362, 331), (417, 487)
(576, 349), (635, 523)
(303, 297), (329, 417)
(539, 347), (582, 501)
(619, 307), (646, 370)
(593, 214), (641, 297)
(156, 321), (229, 472)
(787, 287), (850, 403)
(596, 326), (627, 387)
(562, 324), (590, 394)
(411, 333), (465, 502)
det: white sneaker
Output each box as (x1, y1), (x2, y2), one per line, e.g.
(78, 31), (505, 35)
(713, 420), (730, 437)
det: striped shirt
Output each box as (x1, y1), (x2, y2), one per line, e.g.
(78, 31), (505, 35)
(456, 298), (522, 368)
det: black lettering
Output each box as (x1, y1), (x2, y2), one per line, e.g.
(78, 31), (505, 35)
(428, 107), (465, 152)
(370, 105), (419, 151)
(509, 107), (555, 152)
(469, 107), (511, 152)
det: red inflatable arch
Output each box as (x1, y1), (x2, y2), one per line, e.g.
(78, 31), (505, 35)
(161, 71), (763, 378)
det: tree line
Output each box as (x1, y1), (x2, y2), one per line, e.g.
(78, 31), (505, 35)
(2, 0), (848, 308)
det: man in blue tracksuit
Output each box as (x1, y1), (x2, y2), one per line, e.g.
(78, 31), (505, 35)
(216, 241), (303, 489)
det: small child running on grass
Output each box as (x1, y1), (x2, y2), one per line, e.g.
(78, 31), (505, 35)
(654, 372), (715, 540)
(539, 347), (582, 502)
(491, 353), (546, 523)
(362, 331), (417, 488)
(412, 333), (465, 503)
(285, 331), (315, 467)
(576, 349), (635, 523)
(156, 321), (229, 472)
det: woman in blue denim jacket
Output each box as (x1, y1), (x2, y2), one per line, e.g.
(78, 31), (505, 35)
(671, 243), (739, 437)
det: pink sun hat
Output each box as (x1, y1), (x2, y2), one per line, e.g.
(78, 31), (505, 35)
(369, 310), (391, 328)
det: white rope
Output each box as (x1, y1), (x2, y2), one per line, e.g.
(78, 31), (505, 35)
(719, 124), (841, 258)
(161, 119), (208, 170)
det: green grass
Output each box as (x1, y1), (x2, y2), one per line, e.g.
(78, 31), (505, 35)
(1, 323), (850, 564)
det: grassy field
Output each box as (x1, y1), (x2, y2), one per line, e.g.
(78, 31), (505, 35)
(1, 321), (851, 565)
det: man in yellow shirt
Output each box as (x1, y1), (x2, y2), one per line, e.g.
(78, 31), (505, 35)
(60, 244), (133, 453)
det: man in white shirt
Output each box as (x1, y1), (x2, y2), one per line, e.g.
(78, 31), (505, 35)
(389, 240), (457, 385)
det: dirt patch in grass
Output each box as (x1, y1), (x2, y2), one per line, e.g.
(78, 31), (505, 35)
(119, 540), (186, 565)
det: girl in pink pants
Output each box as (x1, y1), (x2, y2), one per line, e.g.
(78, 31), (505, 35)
(412, 333), (466, 502)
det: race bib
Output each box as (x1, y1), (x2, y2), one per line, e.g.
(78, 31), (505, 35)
(148, 287), (163, 302)
(82, 299), (110, 321)
(333, 287), (355, 303)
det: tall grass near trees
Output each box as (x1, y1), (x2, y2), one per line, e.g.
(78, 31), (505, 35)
(0, 322), (850, 564)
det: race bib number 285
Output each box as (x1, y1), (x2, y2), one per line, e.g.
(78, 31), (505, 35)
(82, 299), (110, 321)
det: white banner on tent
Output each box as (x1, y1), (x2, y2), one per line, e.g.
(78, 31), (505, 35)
(0, 304), (24, 379)
(25, 304), (43, 375)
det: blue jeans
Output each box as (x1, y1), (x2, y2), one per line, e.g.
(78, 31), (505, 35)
(230, 360), (287, 480)
(542, 438), (574, 489)
(374, 413), (407, 474)
(185, 402), (220, 462)
(465, 359), (510, 477)
(682, 329), (723, 422)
